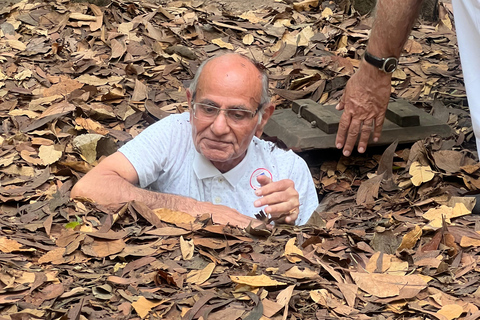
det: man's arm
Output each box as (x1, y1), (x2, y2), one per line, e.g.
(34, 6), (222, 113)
(335, 0), (424, 156)
(70, 152), (260, 228)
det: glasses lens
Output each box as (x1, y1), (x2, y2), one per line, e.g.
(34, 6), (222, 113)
(193, 103), (254, 124)
(226, 109), (250, 122)
(195, 104), (218, 119)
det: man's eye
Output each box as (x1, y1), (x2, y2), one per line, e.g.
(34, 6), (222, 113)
(228, 110), (248, 120)
(201, 106), (217, 114)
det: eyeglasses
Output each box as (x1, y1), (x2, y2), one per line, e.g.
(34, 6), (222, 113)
(192, 103), (261, 125)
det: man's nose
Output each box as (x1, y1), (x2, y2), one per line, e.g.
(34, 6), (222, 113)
(210, 111), (231, 135)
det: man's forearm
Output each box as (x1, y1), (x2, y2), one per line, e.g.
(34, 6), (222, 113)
(71, 173), (262, 228)
(71, 172), (200, 214)
(367, 0), (424, 57)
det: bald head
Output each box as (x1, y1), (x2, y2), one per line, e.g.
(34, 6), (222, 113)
(189, 53), (270, 110)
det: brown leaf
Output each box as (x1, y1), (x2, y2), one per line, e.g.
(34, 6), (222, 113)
(230, 274), (286, 287)
(0, 237), (23, 253)
(356, 173), (384, 205)
(186, 263), (215, 285)
(397, 225), (422, 251)
(351, 272), (428, 299)
(180, 236), (194, 260)
(43, 76), (83, 97)
(81, 238), (126, 258)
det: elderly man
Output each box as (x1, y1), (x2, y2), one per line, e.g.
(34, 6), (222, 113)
(71, 53), (318, 228)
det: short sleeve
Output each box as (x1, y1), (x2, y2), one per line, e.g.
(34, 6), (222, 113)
(289, 154), (319, 225)
(118, 113), (191, 188)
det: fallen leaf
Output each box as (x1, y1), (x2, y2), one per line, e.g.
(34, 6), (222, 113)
(211, 38), (234, 50)
(0, 237), (23, 253)
(243, 34), (254, 45)
(284, 237), (303, 263)
(131, 296), (167, 319)
(410, 161), (435, 186)
(397, 225), (422, 251)
(436, 304), (463, 320)
(153, 208), (196, 224)
(186, 263), (215, 285)
(351, 272), (428, 299)
(38, 145), (62, 165)
(180, 236), (194, 260)
(230, 274), (286, 287)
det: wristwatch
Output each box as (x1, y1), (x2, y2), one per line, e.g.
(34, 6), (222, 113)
(364, 50), (399, 73)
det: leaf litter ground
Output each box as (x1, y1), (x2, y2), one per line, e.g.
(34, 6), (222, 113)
(0, 0), (480, 319)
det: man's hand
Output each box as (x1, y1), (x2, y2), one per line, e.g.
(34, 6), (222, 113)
(197, 202), (265, 229)
(253, 175), (300, 224)
(335, 61), (392, 156)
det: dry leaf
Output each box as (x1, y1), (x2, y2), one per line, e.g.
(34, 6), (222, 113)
(230, 274), (286, 287)
(409, 161), (435, 186)
(397, 225), (422, 251)
(131, 296), (167, 319)
(211, 38), (234, 50)
(243, 34), (254, 45)
(38, 145), (62, 165)
(351, 272), (428, 299)
(7, 40), (26, 51)
(70, 13), (97, 21)
(0, 237), (23, 253)
(180, 236), (194, 260)
(82, 239), (126, 258)
(38, 247), (66, 264)
(284, 237), (303, 263)
(459, 236), (480, 247)
(294, 0), (319, 11)
(283, 266), (319, 279)
(321, 7), (333, 18)
(186, 263), (215, 285)
(436, 304), (463, 320)
(75, 117), (109, 135)
(153, 208), (196, 224)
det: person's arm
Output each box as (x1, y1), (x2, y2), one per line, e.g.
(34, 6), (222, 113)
(335, 0), (424, 156)
(71, 152), (261, 228)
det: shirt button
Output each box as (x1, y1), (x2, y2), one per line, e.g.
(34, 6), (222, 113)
(214, 197), (221, 204)
(218, 177), (224, 183)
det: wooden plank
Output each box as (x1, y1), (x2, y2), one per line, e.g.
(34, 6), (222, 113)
(292, 99), (340, 134)
(264, 100), (452, 150)
(385, 101), (420, 127)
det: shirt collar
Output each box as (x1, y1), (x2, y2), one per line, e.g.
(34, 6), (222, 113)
(193, 142), (254, 187)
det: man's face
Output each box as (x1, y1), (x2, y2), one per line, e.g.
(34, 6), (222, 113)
(188, 55), (265, 173)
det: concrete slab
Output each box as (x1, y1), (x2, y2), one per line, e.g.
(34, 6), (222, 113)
(264, 99), (453, 150)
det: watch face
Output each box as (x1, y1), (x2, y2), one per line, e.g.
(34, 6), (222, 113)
(384, 58), (398, 73)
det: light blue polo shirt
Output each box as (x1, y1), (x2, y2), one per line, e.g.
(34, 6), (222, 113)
(119, 112), (318, 225)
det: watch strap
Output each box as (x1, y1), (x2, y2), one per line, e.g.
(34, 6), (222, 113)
(364, 50), (399, 73)
(364, 51), (384, 69)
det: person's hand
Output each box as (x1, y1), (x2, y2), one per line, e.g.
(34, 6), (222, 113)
(335, 61), (392, 156)
(253, 175), (300, 224)
(196, 202), (265, 229)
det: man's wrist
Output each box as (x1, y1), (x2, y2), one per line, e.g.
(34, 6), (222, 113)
(358, 59), (393, 80)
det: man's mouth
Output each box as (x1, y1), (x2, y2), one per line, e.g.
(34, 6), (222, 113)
(203, 138), (231, 146)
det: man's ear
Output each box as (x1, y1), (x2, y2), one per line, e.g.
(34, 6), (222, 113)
(255, 103), (275, 138)
(186, 89), (194, 121)
(186, 88), (193, 106)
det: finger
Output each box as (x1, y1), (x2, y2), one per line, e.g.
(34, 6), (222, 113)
(255, 179), (294, 199)
(357, 121), (374, 153)
(269, 206), (299, 224)
(254, 189), (297, 209)
(372, 114), (385, 143)
(336, 100), (345, 111)
(342, 118), (363, 157)
(256, 174), (272, 188)
(335, 111), (352, 150)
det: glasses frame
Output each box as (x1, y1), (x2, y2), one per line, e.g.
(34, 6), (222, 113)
(192, 102), (262, 124)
